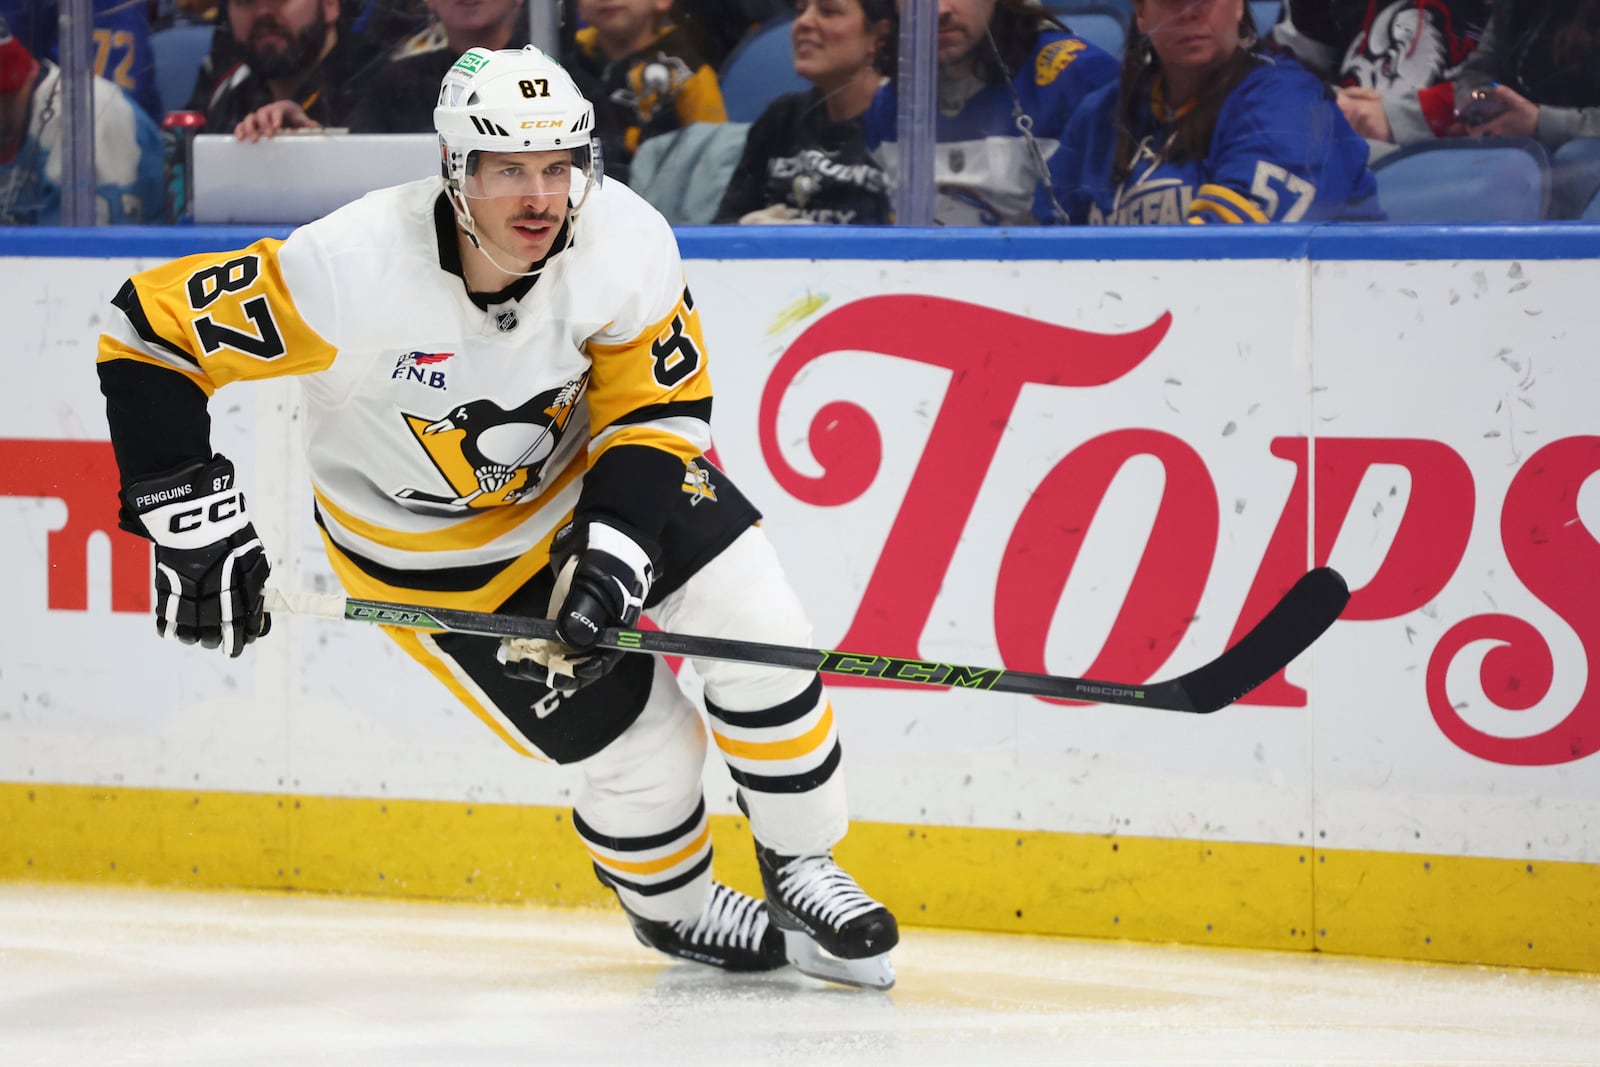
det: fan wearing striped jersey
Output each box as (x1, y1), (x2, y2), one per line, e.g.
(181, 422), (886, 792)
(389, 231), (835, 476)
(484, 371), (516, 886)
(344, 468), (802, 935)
(95, 45), (897, 990)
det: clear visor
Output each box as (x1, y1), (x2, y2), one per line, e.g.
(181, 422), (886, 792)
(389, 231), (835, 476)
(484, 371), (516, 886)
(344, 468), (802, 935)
(462, 149), (595, 203)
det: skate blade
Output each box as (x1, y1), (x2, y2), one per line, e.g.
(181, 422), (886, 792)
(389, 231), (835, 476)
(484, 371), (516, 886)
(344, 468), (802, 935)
(780, 931), (895, 990)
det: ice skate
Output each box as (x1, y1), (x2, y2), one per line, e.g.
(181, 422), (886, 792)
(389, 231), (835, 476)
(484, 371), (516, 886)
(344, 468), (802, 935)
(756, 845), (898, 990)
(596, 865), (786, 972)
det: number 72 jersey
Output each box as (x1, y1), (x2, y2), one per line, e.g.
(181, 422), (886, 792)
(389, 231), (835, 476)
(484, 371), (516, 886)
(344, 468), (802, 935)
(96, 176), (715, 601)
(1039, 53), (1383, 226)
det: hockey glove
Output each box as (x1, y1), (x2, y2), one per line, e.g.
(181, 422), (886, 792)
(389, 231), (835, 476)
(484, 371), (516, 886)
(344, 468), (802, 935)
(123, 454), (271, 657)
(498, 519), (654, 693)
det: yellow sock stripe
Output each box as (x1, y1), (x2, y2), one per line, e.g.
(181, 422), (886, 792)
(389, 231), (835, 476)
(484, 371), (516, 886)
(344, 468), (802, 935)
(1196, 183), (1270, 222)
(587, 824), (712, 876)
(711, 704), (835, 762)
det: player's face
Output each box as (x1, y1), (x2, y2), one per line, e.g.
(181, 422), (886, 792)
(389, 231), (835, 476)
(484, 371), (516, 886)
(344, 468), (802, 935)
(466, 149), (576, 267)
(427, 0), (524, 37)
(792, 0), (889, 90)
(230, 0), (337, 79)
(1136, 0), (1245, 75)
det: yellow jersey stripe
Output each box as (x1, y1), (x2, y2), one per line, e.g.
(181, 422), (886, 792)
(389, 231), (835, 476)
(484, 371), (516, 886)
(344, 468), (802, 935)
(712, 705), (836, 762)
(384, 628), (541, 759)
(1189, 198), (1245, 224)
(589, 426), (702, 469)
(1197, 183), (1270, 223)
(317, 527), (552, 612)
(311, 457), (584, 555)
(587, 824), (712, 876)
(95, 335), (217, 395)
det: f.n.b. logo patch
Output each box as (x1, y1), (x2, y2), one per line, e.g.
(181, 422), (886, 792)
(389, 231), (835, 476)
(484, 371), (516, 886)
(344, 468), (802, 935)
(392, 351), (454, 389)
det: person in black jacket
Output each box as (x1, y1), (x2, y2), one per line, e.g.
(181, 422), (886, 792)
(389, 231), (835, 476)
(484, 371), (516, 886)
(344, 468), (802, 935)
(232, 0), (528, 137)
(1446, 0), (1600, 148)
(203, 0), (364, 136)
(714, 0), (891, 224)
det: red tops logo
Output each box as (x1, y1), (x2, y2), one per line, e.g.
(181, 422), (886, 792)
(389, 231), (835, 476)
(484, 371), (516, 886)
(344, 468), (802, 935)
(757, 295), (1600, 767)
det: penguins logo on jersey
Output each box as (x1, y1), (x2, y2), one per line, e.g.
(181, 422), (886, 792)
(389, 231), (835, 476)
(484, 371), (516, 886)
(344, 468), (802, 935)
(682, 459), (717, 506)
(394, 376), (586, 511)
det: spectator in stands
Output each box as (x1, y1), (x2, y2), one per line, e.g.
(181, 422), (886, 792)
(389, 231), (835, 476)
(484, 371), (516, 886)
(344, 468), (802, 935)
(715, 0), (892, 224)
(0, 0), (162, 119)
(238, 0), (529, 135)
(1446, 0), (1600, 150)
(862, 0), (1120, 226)
(1038, 0), (1381, 224)
(0, 14), (165, 223)
(201, 0), (362, 136)
(567, 0), (727, 184)
(1268, 0), (1488, 146)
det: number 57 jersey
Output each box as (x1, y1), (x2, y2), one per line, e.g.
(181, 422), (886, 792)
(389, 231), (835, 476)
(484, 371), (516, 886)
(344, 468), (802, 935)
(1038, 53), (1383, 226)
(97, 176), (715, 607)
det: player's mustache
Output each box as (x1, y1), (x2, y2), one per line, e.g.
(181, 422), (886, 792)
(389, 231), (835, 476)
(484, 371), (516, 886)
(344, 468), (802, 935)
(510, 210), (559, 223)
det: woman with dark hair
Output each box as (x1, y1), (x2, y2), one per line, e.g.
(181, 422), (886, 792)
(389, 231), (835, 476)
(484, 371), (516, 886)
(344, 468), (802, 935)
(1039, 0), (1380, 224)
(863, 0), (1120, 226)
(1447, 0), (1600, 149)
(715, 0), (894, 224)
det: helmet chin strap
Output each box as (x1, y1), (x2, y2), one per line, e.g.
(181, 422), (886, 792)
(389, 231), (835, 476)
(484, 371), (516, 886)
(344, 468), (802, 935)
(448, 185), (584, 281)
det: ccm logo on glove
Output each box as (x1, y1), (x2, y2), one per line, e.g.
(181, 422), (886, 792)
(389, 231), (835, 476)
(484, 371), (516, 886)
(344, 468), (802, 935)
(122, 454), (271, 656)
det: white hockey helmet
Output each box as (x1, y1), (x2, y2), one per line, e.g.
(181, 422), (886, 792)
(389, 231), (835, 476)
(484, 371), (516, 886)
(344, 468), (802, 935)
(435, 46), (602, 210)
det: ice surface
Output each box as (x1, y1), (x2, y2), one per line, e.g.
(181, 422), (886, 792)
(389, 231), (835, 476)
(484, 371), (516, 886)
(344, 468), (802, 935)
(1, 884), (1596, 1066)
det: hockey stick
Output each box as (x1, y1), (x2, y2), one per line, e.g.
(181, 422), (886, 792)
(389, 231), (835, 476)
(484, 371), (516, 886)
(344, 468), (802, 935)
(263, 567), (1348, 713)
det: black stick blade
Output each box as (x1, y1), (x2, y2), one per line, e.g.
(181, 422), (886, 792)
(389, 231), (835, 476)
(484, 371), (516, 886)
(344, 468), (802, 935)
(1173, 567), (1351, 714)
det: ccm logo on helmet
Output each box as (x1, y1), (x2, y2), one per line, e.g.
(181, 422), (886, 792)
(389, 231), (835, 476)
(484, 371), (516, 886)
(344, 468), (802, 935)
(522, 119), (564, 129)
(167, 492), (245, 534)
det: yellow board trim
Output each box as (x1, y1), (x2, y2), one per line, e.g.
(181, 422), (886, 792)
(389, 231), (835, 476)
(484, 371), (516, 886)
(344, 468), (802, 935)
(3, 782), (1595, 973)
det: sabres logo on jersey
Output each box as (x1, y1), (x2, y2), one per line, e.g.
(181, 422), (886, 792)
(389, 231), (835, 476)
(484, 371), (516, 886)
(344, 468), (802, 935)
(1035, 38), (1087, 86)
(392, 351), (455, 389)
(394, 375), (587, 510)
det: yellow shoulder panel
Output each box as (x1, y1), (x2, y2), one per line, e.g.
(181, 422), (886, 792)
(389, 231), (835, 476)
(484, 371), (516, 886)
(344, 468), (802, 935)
(126, 238), (339, 386)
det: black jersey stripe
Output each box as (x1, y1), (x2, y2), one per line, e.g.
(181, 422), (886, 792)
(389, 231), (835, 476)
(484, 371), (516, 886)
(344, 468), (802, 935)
(608, 396), (714, 427)
(704, 677), (825, 730)
(572, 798), (706, 854)
(314, 506), (518, 592)
(725, 740), (843, 795)
(111, 278), (202, 369)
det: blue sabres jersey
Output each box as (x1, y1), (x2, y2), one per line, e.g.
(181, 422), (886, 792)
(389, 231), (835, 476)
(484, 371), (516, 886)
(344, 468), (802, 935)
(864, 30), (1119, 226)
(1039, 53), (1383, 225)
(1, 0), (160, 119)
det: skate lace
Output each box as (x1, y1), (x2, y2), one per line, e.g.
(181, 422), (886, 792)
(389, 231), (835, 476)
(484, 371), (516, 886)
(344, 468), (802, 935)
(776, 854), (879, 928)
(671, 882), (770, 950)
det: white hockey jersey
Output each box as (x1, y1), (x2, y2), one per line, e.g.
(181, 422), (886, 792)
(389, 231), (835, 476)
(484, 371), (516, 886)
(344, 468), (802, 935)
(97, 176), (714, 609)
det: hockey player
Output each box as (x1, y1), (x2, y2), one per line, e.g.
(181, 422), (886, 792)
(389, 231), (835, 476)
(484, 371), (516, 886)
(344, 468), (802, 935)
(94, 44), (897, 990)
(1037, 0), (1383, 224)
